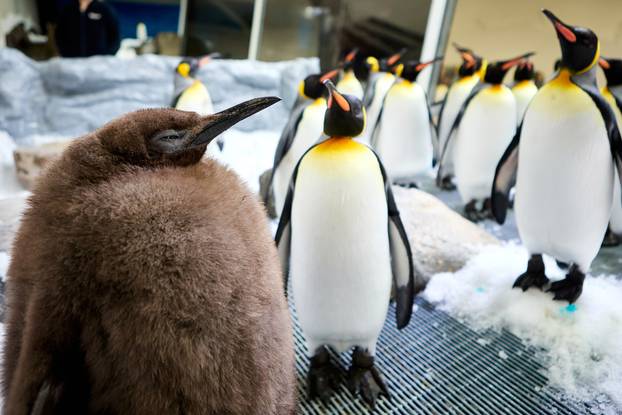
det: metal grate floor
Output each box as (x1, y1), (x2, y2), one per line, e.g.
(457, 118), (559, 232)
(292, 297), (593, 414)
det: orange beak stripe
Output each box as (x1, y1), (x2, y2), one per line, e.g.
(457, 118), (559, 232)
(461, 52), (475, 68)
(599, 58), (610, 69)
(332, 91), (350, 111)
(345, 49), (357, 62)
(555, 22), (576, 43)
(387, 53), (402, 66)
(320, 69), (339, 82)
(501, 57), (524, 71)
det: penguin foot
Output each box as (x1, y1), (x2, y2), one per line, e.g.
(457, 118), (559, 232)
(547, 265), (585, 303)
(307, 348), (340, 403)
(478, 198), (494, 220)
(513, 254), (548, 291)
(602, 227), (621, 247)
(439, 176), (456, 191)
(347, 348), (390, 407)
(396, 181), (419, 189)
(464, 200), (481, 222)
(556, 260), (570, 270)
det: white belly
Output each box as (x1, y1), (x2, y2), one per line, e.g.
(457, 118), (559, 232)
(602, 90), (622, 234)
(454, 85), (517, 202)
(515, 82), (613, 270)
(438, 75), (479, 172)
(290, 140), (392, 354)
(512, 81), (538, 125)
(374, 81), (433, 180)
(359, 73), (395, 144)
(273, 100), (325, 215)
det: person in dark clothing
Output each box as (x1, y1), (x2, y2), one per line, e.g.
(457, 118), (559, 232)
(56, 0), (120, 57)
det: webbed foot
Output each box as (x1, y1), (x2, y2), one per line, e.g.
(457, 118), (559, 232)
(547, 264), (585, 303)
(307, 347), (340, 403)
(347, 348), (389, 407)
(513, 254), (549, 291)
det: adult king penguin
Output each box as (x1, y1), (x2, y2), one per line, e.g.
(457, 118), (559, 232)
(276, 80), (419, 406)
(436, 44), (486, 190)
(372, 58), (441, 186)
(172, 56), (222, 157)
(3, 98), (297, 414)
(336, 49), (365, 100)
(492, 10), (622, 303)
(438, 52), (533, 221)
(598, 57), (622, 246)
(512, 58), (539, 124)
(267, 69), (339, 216)
(359, 49), (406, 144)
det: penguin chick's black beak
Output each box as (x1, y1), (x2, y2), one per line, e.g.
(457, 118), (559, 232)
(190, 97), (280, 147)
(543, 9), (576, 43)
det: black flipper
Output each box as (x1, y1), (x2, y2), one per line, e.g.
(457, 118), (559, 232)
(264, 100), (309, 206)
(362, 74), (378, 108)
(491, 123), (522, 224)
(423, 90), (439, 164)
(370, 151), (417, 329)
(436, 82), (486, 185)
(573, 80), (622, 200)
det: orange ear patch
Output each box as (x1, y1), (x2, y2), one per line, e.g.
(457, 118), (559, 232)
(555, 22), (576, 42)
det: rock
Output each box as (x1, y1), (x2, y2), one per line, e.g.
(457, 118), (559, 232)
(393, 186), (500, 283)
(13, 141), (70, 189)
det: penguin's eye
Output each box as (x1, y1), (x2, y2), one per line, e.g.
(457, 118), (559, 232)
(152, 130), (181, 141)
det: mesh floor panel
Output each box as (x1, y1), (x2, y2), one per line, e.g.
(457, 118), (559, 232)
(292, 297), (592, 414)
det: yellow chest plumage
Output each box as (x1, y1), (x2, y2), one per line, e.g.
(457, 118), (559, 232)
(300, 138), (378, 178)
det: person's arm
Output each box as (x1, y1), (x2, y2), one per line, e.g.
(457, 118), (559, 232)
(102, 2), (120, 55)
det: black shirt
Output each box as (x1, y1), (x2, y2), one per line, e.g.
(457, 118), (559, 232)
(56, 0), (120, 57)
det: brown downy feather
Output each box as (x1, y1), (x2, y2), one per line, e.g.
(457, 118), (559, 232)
(3, 106), (296, 414)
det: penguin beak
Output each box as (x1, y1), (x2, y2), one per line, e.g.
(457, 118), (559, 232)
(543, 9), (577, 43)
(500, 52), (535, 71)
(345, 48), (358, 63)
(189, 97), (281, 147)
(387, 48), (407, 67)
(320, 69), (339, 82)
(323, 80), (350, 112)
(415, 56), (443, 72)
(599, 57), (611, 70)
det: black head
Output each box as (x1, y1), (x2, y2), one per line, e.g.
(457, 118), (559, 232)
(175, 53), (220, 78)
(599, 57), (622, 87)
(322, 80), (365, 137)
(299, 69), (339, 100)
(379, 48), (407, 72)
(99, 97), (280, 167)
(397, 57), (443, 82)
(454, 43), (484, 77)
(484, 52), (535, 84)
(342, 48), (358, 71)
(543, 10), (599, 74)
(514, 59), (535, 82)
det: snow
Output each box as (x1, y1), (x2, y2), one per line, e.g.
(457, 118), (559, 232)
(0, 251), (8, 282)
(424, 243), (622, 406)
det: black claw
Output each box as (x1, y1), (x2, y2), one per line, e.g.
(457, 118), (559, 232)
(547, 265), (585, 303)
(513, 255), (549, 292)
(347, 348), (389, 407)
(439, 176), (456, 191)
(464, 200), (482, 222)
(307, 348), (340, 403)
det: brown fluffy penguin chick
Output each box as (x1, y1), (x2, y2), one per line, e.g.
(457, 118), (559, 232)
(3, 97), (297, 415)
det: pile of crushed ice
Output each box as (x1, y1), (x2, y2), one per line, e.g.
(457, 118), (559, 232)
(424, 243), (622, 406)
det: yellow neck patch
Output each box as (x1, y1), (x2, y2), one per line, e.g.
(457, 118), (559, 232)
(549, 69), (575, 89)
(312, 137), (367, 155)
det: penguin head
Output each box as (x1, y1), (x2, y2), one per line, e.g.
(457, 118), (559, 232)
(514, 59), (535, 82)
(484, 52), (535, 84)
(395, 57), (443, 82)
(454, 43), (484, 77)
(379, 48), (406, 72)
(98, 97), (280, 166)
(322, 80), (365, 137)
(342, 48), (358, 71)
(298, 69), (339, 100)
(175, 53), (220, 78)
(599, 57), (622, 87)
(543, 9), (599, 74)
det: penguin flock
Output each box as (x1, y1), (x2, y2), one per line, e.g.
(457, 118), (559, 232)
(3, 7), (622, 414)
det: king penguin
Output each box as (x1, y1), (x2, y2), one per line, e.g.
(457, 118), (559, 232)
(371, 58), (441, 186)
(172, 55), (222, 157)
(267, 69), (339, 216)
(435, 44), (486, 190)
(511, 58), (539, 124)
(3, 98), (297, 414)
(492, 10), (622, 303)
(336, 49), (365, 100)
(358, 49), (406, 144)
(438, 52), (533, 221)
(598, 56), (622, 246)
(275, 80), (419, 406)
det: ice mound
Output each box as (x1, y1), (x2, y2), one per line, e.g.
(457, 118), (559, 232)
(424, 243), (622, 405)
